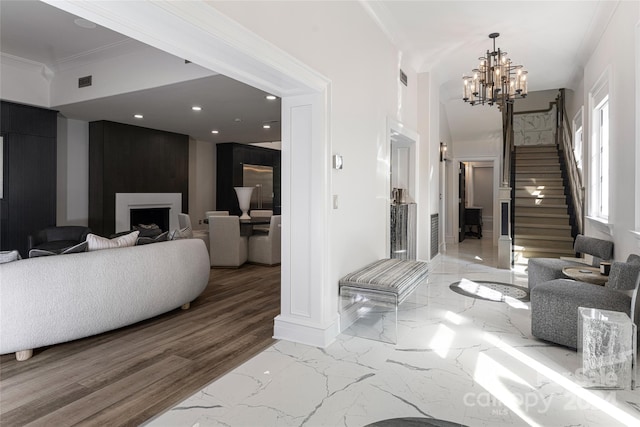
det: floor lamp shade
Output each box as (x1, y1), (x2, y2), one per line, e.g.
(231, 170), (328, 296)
(234, 187), (254, 219)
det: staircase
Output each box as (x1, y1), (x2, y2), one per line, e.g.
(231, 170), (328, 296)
(513, 144), (575, 263)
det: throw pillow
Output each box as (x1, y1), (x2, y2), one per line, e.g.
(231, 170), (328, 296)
(136, 231), (169, 245)
(29, 241), (89, 258)
(0, 250), (21, 264)
(168, 227), (192, 240)
(133, 223), (163, 238)
(86, 231), (140, 251)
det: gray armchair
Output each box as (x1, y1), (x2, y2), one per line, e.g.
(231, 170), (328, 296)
(527, 234), (614, 291)
(530, 254), (640, 348)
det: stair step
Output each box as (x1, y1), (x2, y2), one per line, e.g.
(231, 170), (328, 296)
(515, 199), (567, 207)
(516, 178), (564, 186)
(515, 206), (568, 215)
(516, 172), (563, 179)
(514, 234), (574, 242)
(516, 145), (557, 152)
(516, 159), (560, 166)
(514, 213), (570, 226)
(515, 153), (559, 160)
(516, 189), (565, 198)
(516, 165), (561, 173)
(514, 247), (576, 259)
(515, 222), (572, 230)
(514, 237), (574, 249)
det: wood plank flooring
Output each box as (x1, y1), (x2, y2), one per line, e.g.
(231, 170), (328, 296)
(0, 264), (281, 426)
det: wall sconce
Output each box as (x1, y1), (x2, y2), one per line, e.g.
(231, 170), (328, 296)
(440, 142), (447, 162)
(333, 154), (343, 170)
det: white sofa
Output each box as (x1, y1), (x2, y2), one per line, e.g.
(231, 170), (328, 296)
(0, 239), (210, 360)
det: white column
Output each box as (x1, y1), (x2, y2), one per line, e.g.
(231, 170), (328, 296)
(274, 92), (339, 347)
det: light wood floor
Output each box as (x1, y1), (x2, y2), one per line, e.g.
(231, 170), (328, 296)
(0, 264), (281, 426)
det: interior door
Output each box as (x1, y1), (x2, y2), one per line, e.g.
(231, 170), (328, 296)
(459, 162), (466, 242)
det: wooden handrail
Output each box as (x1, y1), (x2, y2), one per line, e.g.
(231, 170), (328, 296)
(557, 89), (584, 236)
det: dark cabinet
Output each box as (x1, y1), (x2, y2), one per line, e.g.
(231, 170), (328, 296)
(216, 143), (281, 216)
(464, 206), (483, 238)
(0, 101), (58, 258)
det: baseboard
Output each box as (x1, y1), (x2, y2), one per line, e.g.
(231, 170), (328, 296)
(273, 314), (340, 348)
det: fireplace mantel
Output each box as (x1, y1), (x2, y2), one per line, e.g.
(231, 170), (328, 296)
(115, 193), (181, 233)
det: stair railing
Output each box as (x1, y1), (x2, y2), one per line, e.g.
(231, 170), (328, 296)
(556, 89), (584, 236)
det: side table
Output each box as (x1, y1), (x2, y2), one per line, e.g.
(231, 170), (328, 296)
(562, 266), (608, 286)
(577, 307), (637, 389)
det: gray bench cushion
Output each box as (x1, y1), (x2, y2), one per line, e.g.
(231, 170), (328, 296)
(339, 258), (429, 302)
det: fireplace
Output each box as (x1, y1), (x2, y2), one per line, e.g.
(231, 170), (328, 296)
(115, 193), (181, 233)
(130, 207), (170, 232)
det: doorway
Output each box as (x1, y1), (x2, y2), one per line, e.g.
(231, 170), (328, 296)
(45, 1), (336, 347)
(387, 119), (418, 259)
(453, 158), (500, 246)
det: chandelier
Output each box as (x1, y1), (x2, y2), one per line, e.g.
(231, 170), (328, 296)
(462, 33), (528, 108)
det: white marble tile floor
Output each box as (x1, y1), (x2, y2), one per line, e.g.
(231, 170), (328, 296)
(147, 239), (640, 427)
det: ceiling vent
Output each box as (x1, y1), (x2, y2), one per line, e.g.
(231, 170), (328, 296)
(399, 69), (408, 87)
(78, 75), (92, 88)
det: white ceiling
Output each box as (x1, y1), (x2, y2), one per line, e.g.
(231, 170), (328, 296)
(1, 0), (618, 144)
(0, 0), (281, 144)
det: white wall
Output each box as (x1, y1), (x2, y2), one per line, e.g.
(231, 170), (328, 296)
(578, 1), (640, 259)
(188, 138), (216, 230)
(471, 164), (494, 231)
(514, 89), (558, 112)
(56, 117), (89, 226)
(211, 1), (420, 271)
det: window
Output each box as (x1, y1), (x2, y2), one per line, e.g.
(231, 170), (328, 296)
(589, 72), (610, 221)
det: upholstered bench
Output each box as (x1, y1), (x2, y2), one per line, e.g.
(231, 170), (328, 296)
(339, 258), (429, 343)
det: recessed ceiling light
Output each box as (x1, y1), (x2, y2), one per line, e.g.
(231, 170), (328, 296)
(234, 118), (242, 122)
(211, 130), (219, 134)
(265, 95), (277, 100)
(74, 18), (96, 29)
(192, 106), (202, 111)
(133, 114), (143, 119)
(263, 124), (271, 129)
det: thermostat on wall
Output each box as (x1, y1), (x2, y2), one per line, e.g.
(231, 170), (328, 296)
(333, 154), (343, 170)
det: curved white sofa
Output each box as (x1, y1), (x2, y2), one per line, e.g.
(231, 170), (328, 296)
(0, 238), (210, 360)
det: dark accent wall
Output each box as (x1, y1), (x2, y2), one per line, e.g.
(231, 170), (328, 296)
(89, 121), (189, 236)
(0, 101), (57, 258)
(216, 143), (281, 216)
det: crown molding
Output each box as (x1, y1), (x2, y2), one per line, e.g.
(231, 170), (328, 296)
(1, 52), (54, 82)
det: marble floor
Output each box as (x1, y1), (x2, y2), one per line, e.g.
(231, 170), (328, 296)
(147, 239), (640, 427)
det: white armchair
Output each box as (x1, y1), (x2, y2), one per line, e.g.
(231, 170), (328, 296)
(208, 215), (248, 267)
(248, 215), (281, 265)
(205, 210), (229, 218)
(177, 213), (209, 252)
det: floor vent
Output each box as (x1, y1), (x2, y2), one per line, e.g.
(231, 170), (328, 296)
(431, 213), (439, 259)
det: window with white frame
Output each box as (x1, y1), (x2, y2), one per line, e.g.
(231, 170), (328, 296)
(572, 107), (583, 177)
(589, 72), (610, 221)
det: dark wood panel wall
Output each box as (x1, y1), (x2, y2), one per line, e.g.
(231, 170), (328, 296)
(89, 121), (189, 236)
(216, 142), (281, 216)
(0, 101), (57, 258)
